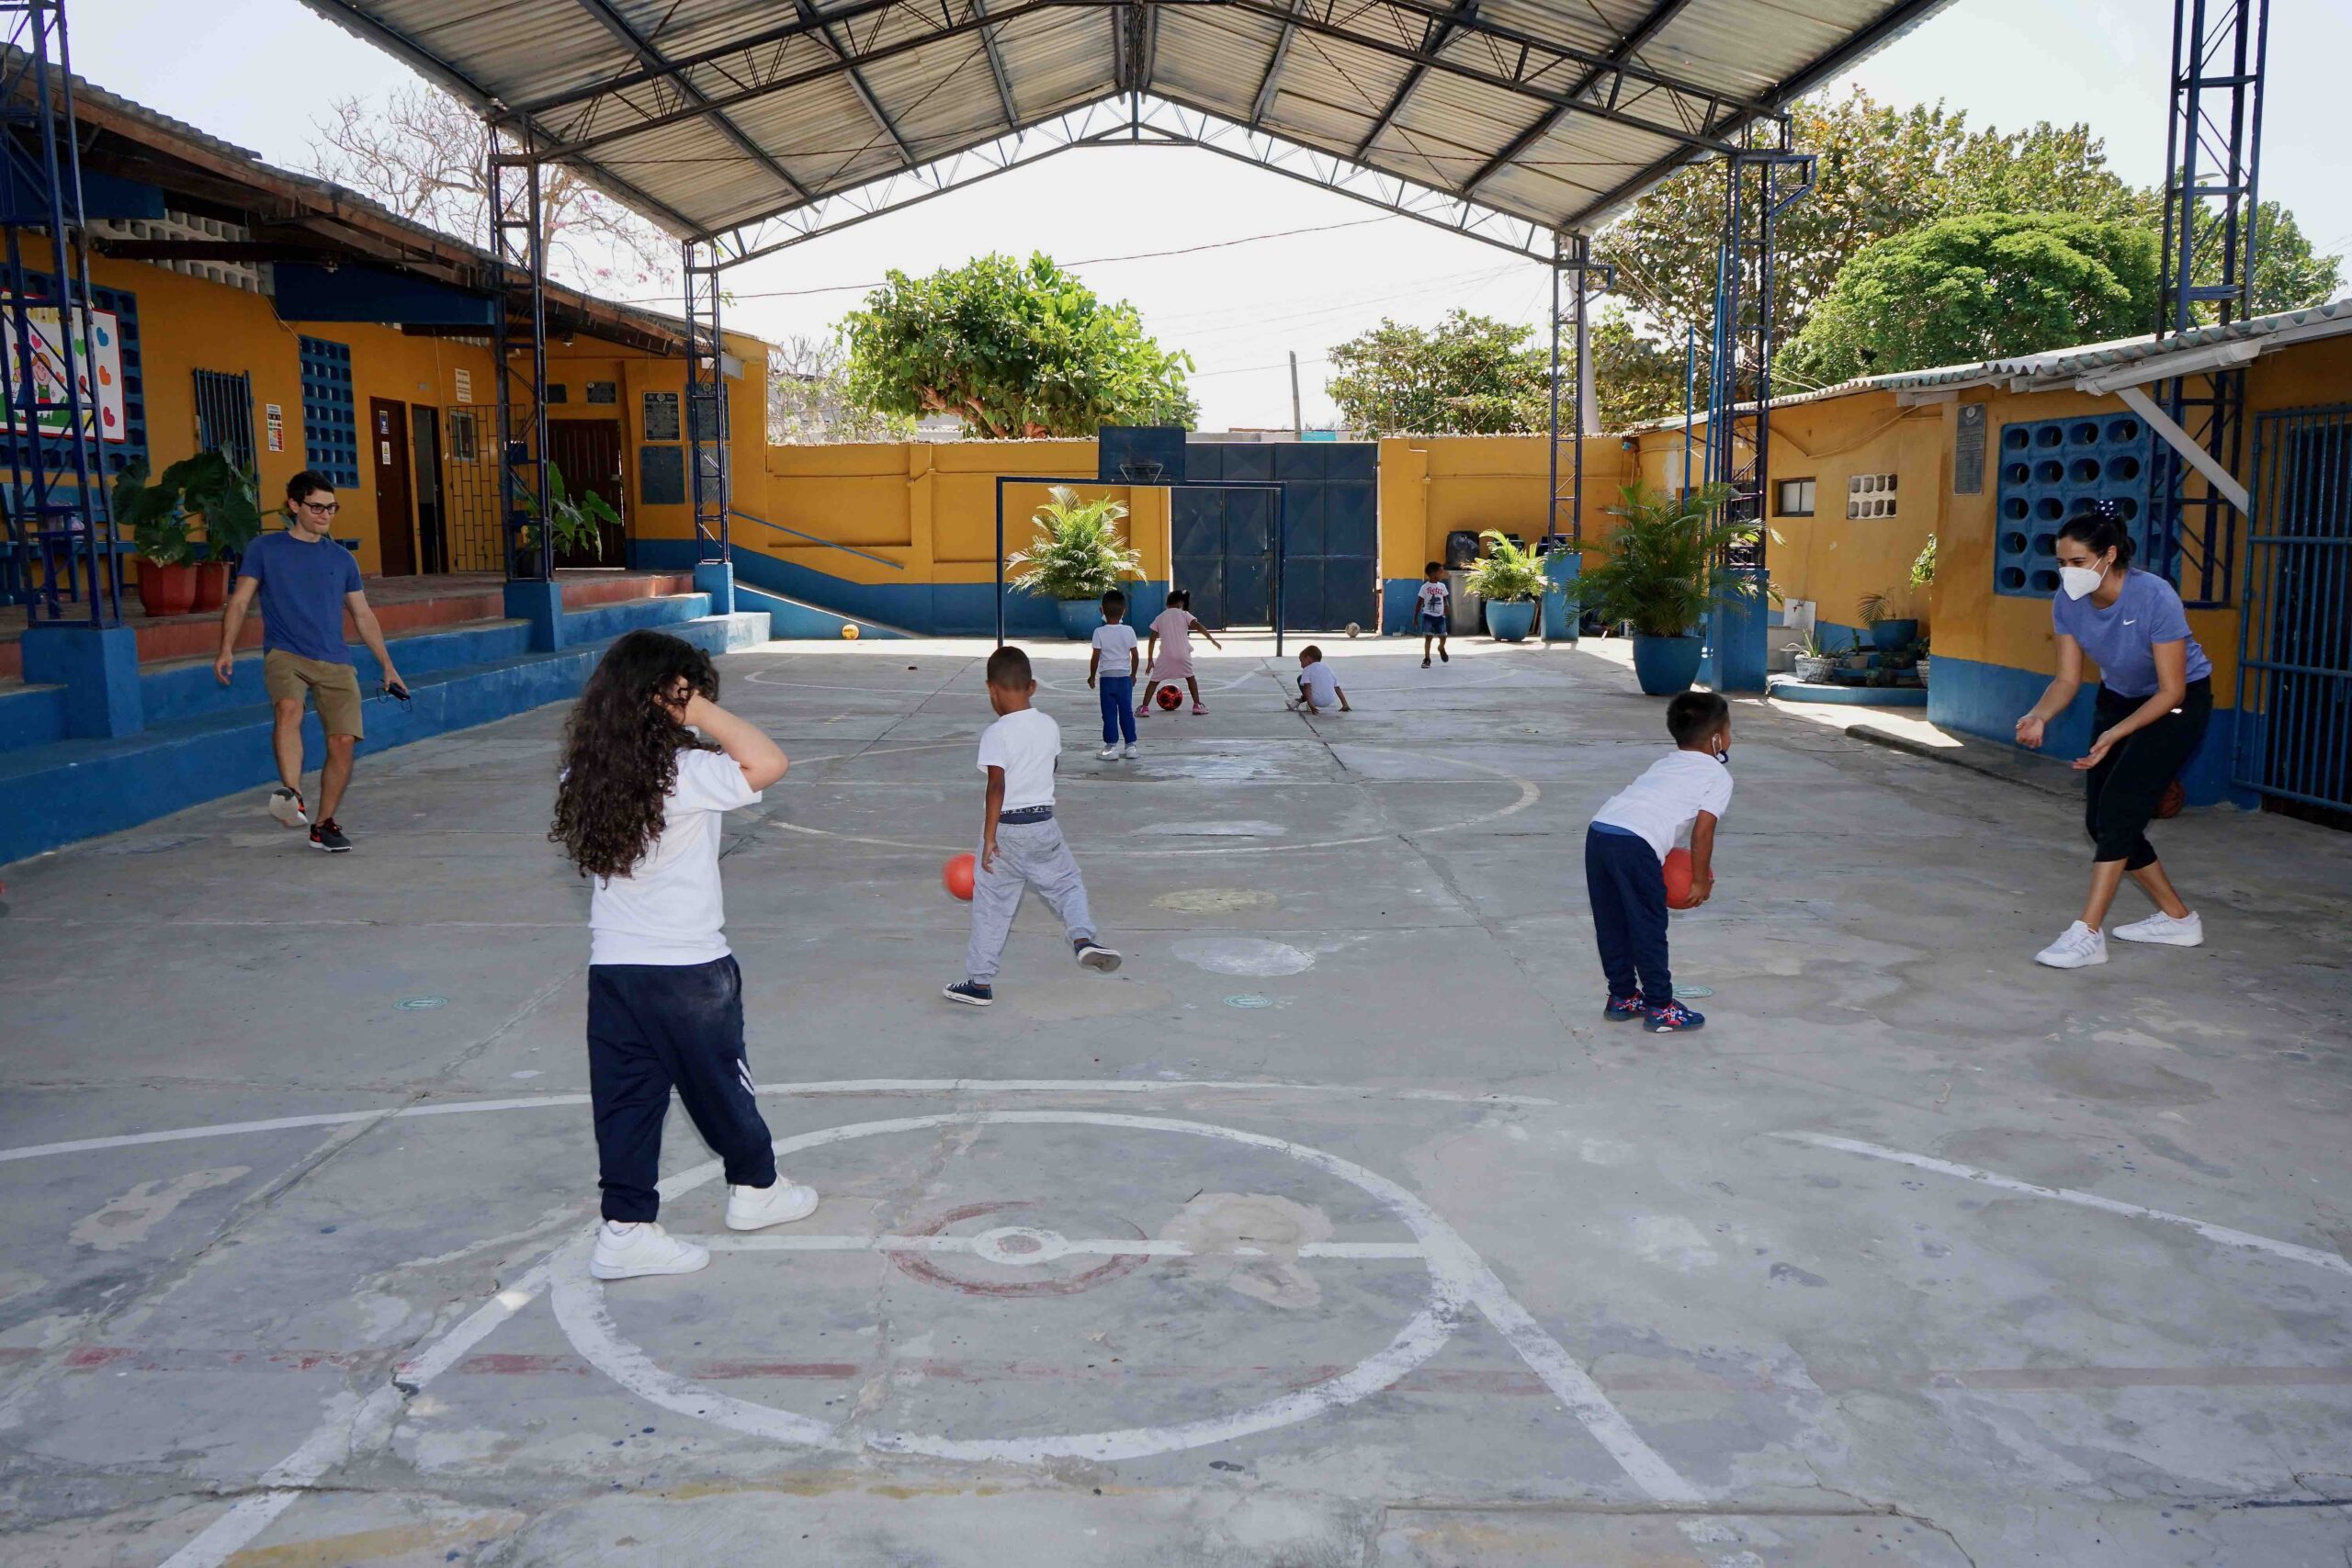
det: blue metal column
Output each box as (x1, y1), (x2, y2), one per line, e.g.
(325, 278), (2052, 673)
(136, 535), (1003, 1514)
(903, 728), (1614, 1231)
(5, 0), (138, 733)
(686, 242), (735, 614)
(490, 135), (561, 648)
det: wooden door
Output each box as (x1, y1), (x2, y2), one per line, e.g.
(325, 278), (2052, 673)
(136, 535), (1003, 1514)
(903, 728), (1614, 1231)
(547, 418), (626, 569)
(410, 405), (447, 575)
(369, 398), (416, 577)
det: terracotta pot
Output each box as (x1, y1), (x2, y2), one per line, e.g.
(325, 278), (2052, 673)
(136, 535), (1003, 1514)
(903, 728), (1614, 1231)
(137, 560), (198, 617)
(191, 559), (231, 613)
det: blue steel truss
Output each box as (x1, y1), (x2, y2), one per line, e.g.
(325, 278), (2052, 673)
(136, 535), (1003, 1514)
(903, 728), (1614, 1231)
(0, 0), (117, 624)
(1702, 126), (1815, 569)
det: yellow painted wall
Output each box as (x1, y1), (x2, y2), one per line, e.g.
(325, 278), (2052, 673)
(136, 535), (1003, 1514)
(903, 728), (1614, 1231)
(744, 439), (1172, 589)
(1374, 434), (1627, 580)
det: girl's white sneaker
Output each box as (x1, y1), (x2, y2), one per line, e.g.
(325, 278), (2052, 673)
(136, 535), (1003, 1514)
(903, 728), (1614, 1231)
(2033, 921), (2108, 970)
(2113, 909), (2203, 947)
(590, 1221), (710, 1280)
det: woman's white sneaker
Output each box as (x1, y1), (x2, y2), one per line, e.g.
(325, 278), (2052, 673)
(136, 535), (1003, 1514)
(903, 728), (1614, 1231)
(726, 1181), (820, 1231)
(2034, 921), (2109, 969)
(2113, 909), (2204, 947)
(590, 1221), (709, 1280)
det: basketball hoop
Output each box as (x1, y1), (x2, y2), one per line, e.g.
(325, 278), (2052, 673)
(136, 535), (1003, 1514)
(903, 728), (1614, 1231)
(1118, 461), (1165, 484)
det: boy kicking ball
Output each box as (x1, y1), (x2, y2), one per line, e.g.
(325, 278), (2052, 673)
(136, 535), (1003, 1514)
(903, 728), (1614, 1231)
(944, 646), (1121, 1006)
(1586, 690), (1731, 1033)
(1288, 645), (1351, 715)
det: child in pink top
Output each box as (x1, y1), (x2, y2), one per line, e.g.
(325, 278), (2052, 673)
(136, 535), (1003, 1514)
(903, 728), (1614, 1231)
(1138, 589), (1221, 716)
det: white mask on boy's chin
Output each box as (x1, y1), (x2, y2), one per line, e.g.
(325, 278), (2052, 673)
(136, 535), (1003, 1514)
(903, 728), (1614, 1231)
(2058, 562), (2107, 601)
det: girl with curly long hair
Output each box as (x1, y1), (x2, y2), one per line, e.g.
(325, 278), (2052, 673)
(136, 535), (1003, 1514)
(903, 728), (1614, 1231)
(550, 630), (817, 1280)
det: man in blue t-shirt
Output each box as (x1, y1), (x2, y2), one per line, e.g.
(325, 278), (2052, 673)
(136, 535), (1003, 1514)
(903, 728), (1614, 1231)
(213, 471), (407, 852)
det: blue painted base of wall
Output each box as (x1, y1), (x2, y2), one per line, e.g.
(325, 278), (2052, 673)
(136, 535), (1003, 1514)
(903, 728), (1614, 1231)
(695, 560), (736, 615)
(1925, 653), (2245, 808)
(734, 584), (910, 640)
(22, 624), (142, 738)
(505, 580), (566, 651)
(0, 609), (768, 868)
(1382, 579), (1424, 636)
(637, 538), (1163, 639)
(1710, 570), (1770, 694)
(0, 681), (66, 750)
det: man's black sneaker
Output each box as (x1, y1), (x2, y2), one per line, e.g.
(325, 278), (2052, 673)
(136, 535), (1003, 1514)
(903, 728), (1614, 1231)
(268, 787), (309, 828)
(1074, 940), (1122, 973)
(309, 819), (352, 852)
(943, 980), (993, 1006)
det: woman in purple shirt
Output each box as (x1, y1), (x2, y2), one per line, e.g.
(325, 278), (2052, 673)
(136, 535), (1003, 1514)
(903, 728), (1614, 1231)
(2014, 502), (2212, 969)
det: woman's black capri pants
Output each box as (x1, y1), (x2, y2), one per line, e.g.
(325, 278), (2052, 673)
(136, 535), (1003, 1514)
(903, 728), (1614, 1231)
(2084, 675), (2211, 868)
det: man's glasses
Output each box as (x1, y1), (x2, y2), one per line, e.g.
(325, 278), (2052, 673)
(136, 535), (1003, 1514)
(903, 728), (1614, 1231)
(297, 501), (340, 516)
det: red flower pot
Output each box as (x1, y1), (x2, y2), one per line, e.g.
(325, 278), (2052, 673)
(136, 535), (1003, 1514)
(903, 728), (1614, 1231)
(137, 560), (198, 617)
(191, 559), (231, 613)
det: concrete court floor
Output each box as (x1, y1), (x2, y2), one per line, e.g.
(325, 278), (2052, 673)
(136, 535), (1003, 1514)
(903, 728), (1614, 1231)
(1, 632), (2348, 1568)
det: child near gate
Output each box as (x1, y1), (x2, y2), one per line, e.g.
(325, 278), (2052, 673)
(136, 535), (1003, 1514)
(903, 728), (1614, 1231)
(944, 645), (1123, 1006)
(1138, 589), (1221, 716)
(1087, 589), (1139, 761)
(1585, 690), (1731, 1034)
(549, 630), (819, 1281)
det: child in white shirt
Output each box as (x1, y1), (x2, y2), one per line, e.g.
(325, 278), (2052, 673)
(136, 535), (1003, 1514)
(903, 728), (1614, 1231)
(1417, 562), (1451, 668)
(944, 645), (1122, 1006)
(1587, 690), (1731, 1033)
(1288, 645), (1351, 715)
(1087, 588), (1140, 760)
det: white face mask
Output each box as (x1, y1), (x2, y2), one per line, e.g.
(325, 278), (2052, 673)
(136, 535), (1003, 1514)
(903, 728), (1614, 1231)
(2058, 562), (2107, 601)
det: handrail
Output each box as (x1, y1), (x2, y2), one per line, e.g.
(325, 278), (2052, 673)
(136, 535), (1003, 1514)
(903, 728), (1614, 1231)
(729, 506), (905, 571)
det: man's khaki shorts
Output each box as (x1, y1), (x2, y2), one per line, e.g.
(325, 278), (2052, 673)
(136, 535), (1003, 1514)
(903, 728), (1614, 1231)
(263, 649), (365, 740)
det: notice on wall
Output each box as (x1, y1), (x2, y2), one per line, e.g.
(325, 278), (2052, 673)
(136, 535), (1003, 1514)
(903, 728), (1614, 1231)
(1953, 401), (1985, 495)
(0, 297), (125, 443)
(265, 403), (284, 453)
(454, 367), (473, 404)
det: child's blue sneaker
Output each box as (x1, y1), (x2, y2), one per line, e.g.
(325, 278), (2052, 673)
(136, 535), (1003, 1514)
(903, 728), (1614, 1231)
(1644, 998), (1704, 1033)
(943, 980), (994, 1007)
(1603, 993), (1646, 1021)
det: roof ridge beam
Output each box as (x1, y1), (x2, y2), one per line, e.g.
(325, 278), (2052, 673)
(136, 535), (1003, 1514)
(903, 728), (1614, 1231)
(563, 0), (813, 204)
(1464, 0), (1697, 193)
(796, 0), (921, 168)
(1351, 0), (1477, 162)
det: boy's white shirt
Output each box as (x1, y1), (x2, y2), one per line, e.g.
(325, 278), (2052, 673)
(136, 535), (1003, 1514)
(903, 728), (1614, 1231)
(588, 746), (760, 966)
(1299, 662), (1340, 706)
(1417, 581), (1450, 613)
(978, 707), (1062, 810)
(1590, 750), (1732, 861)
(1091, 621), (1138, 668)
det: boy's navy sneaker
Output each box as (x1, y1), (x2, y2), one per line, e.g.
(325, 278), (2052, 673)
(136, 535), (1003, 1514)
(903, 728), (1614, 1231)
(943, 980), (994, 1006)
(1603, 993), (1646, 1021)
(1644, 999), (1704, 1033)
(1074, 939), (1122, 973)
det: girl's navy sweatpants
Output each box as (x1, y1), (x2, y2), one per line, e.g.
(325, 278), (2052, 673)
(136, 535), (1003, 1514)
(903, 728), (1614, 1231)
(1586, 822), (1673, 1004)
(587, 955), (776, 1223)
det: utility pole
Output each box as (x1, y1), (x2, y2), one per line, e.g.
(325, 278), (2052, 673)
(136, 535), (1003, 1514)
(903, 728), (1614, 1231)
(1288, 351), (1304, 437)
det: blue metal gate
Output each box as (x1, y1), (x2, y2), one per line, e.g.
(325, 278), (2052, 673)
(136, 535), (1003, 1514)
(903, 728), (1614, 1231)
(1174, 441), (1377, 630)
(2234, 405), (2352, 816)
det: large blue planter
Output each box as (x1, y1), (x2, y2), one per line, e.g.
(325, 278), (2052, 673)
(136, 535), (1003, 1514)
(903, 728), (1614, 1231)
(1485, 599), (1537, 642)
(1631, 633), (1705, 695)
(1057, 599), (1103, 640)
(1871, 618), (1919, 651)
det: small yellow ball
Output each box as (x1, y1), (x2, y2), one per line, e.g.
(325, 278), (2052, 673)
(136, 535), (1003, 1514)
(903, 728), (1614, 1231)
(841, 623), (861, 641)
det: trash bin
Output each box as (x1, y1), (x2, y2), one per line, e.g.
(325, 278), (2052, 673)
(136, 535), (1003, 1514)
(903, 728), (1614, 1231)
(1447, 568), (1479, 636)
(1443, 530), (1479, 570)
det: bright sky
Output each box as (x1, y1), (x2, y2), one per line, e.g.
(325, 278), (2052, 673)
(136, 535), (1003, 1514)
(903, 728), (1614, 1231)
(69, 0), (2352, 431)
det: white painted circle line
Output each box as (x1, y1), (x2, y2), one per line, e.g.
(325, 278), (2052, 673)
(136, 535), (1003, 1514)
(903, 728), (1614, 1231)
(548, 1109), (1695, 1497)
(684, 1232), (1428, 1262)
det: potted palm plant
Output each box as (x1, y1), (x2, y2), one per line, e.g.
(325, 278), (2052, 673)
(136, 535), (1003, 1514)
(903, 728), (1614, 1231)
(1857, 589), (1919, 653)
(1466, 531), (1545, 642)
(111, 458), (198, 617)
(1572, 481), (1762, 695)
(1007, 484), (1143, 639)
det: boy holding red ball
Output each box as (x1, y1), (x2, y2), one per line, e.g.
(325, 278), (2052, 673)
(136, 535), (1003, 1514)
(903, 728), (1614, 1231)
(1586, 690), (1731, 1033)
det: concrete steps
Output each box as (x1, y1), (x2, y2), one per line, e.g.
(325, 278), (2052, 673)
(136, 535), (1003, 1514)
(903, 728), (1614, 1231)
(0, 607), (768, 866)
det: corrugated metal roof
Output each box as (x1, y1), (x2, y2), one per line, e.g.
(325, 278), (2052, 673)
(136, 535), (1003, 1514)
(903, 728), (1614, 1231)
(297, 0), (1960, 242)
(1623, 299), (2352, 434)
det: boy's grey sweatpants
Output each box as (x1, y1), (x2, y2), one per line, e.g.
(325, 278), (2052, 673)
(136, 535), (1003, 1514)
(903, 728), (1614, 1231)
(966, 818), (1095, 984)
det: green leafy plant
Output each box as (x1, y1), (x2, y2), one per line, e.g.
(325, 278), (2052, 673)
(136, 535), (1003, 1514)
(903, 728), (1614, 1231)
(1781, 623), (1838, 659)
(111, 458), (194, 566)
(518, 462), (618, 560)
(1572, 481), (1770, 638)
(1857, 590), (1897, 626)
(1006, 485), (1141, 601)
(1464, 531), (1547, 603)
(1909, 533), (1938, 590)
(160, 449), (265, 563)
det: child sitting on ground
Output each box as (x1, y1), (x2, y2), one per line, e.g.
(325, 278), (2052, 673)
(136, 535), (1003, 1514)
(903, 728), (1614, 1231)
(1138, 589), (1221, 716)
(1087, 588), (1139, 761)
(1289, 645), (1351, 715)
(550, 630), (820, 1281)
(1585, 690), (1730, 1034)
(944, 645), (1122, 1006)
(1418, 562), (1451, 668)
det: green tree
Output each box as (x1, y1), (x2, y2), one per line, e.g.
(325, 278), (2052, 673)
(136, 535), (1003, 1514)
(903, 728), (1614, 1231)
(1780, 212), (2160, 386)
(842, 253), (1195, 438)
(1326, 309), (1548, 434)
(1581, 310), (1699, 432)
(2186, 200), (2343, 320)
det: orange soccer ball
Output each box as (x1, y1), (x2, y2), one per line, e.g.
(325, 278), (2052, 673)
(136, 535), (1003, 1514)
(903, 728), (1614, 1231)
(1663, 848), (1700, 910)
(943, 852), (976, 901)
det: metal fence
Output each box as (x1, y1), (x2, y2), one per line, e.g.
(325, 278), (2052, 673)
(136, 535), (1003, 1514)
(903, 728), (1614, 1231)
(190, 368), (254, 470)
(2233, 404), (2352, 816)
